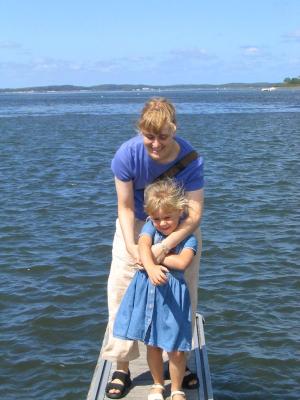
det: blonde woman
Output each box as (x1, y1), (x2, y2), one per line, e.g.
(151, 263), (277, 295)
(103, 98), (204, 398)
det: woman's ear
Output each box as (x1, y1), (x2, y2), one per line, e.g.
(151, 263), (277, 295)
(182, 205), (189, 217)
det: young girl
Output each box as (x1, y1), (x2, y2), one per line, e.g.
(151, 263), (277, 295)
(113, 178), (197, 400)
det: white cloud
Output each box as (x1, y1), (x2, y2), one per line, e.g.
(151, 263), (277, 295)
(169, 47), (210, 59)
(0, 61), (27, 71)
(0, 40), (32, 57)
(92, 60), (119, 73)
(0, 41), (23, 50)
(0, 47), (216, 83)
(31, 57), (81, 72)
(283, 29), (300, 41)
(164, 48), (217, 68)
(242, 46), (260, 56)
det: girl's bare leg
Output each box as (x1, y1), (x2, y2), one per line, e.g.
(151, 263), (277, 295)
(147, 345), (164, 395)
(168, 351), (186, 399)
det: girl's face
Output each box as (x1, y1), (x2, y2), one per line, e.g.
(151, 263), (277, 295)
(141, 125), (176, 163)
(150, 208), (182, 236)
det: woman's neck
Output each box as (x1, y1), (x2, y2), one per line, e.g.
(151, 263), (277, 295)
(156, 140), (180, 164)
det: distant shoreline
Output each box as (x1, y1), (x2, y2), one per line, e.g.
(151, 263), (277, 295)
(1, 83), (300, 94)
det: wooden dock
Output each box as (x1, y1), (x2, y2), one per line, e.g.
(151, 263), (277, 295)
(87, 313), (213, 400)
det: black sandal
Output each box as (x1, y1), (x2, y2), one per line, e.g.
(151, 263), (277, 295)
(105, 370), (132, 399)
(182, 368), (199, 390)
(164, 365), (199, 390)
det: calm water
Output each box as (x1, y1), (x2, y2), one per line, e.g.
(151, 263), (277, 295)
(0, 89), (299, 400)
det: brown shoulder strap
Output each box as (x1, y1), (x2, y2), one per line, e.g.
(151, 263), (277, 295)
(154, 150), (199, 182)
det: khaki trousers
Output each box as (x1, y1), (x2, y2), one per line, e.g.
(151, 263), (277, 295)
(101, 219), (202, 362)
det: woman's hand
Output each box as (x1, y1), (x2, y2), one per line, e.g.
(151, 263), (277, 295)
(151, 243), (168, 264)
(146, 265), (169, 286)
(127, 243), (142, 265)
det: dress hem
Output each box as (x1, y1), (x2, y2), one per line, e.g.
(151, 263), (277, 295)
(113, 334), (191, 353)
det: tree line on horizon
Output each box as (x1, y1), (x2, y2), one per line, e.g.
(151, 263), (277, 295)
(283, 76), (300, 85)
(1, 76), (300, 93)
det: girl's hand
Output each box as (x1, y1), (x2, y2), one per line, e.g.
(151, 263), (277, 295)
(146, 265), (169, 286)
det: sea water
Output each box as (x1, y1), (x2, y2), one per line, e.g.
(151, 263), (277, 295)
(0, 89), (299, 399)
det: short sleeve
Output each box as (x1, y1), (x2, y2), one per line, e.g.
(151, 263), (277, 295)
(139, 219), (156, 239)
(111, 144), (135, 182)
(181, 235), (198, 254)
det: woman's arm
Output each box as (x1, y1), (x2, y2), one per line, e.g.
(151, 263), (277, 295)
(152, 188), (204, 262)
(115, 177), (140, 264)
(139, 235), (168, 285)
(162, 248), (195, 271)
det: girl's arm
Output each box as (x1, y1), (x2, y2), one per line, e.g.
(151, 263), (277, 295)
(162, 248), (195, 271)
(152, 189), (204, 262)
(139, 234), (168, 286)
(115, 177), (140, 264)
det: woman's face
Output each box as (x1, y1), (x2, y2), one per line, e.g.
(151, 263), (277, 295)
(141, 125), (176, 162)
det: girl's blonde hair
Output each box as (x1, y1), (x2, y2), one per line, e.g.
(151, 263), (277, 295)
(138, 97), (176, 134)
(144, 178), (188, 215)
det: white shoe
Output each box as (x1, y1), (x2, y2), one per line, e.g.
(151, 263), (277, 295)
(148, 383), (165, 400)
(170, 390), (186, 399)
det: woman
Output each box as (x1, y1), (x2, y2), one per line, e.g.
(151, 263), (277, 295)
(102, 98), (204, 399)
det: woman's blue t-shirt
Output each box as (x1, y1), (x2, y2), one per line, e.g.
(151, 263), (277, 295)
(111, 135), (204, 220)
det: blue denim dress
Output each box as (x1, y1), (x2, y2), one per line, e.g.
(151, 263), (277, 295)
(113, 221), (197, 352)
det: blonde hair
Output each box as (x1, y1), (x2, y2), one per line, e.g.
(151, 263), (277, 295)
(144, 178), (188, 215)
(138, 97), (177, 134)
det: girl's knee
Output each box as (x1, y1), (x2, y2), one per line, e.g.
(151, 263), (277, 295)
(168, 350), (185, 361)
(147, 345), (163, 355)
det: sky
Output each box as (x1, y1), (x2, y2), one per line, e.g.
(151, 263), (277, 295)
(0, 0), (300, 88)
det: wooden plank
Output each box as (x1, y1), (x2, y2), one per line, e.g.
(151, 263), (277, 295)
(193, 315), (214, 400)
(87, 313), (213, 400)
(87, 357), (112, 400)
